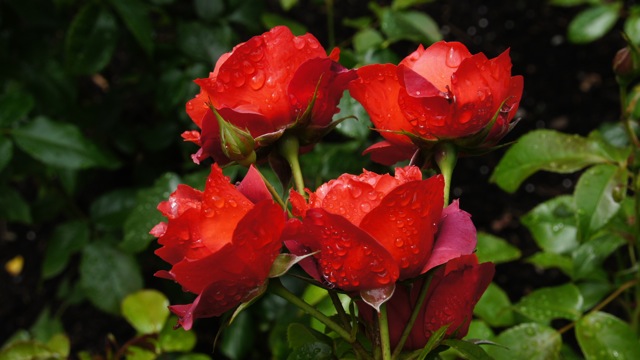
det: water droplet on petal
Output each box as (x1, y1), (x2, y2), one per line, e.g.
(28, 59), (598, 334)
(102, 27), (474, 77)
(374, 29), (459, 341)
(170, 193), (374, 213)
(445, 46), (462, 68)
(293, 37), (306, 49)
(249, 71), (265, 90)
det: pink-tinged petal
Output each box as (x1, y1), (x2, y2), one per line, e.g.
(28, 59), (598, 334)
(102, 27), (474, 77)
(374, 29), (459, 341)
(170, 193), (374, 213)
(398, 64), (441, 98)
(237, 165), (272, 204)
(282, 218), (323, 282)
(359, 176), (444, 279)
(423, 200), (477, 273)
(199, 26), (328, 130)
(400, 41), (472, 92)
(199, 164), (253, 253)
(422, 255), (495, 339)
(349, 64), (414, 146)
(303, 208), (400, 291)
(150, 222), (167, 238)
(288, 57), (356, 127)
(363, 141), (418, 166)
(397, 88), (450, 139)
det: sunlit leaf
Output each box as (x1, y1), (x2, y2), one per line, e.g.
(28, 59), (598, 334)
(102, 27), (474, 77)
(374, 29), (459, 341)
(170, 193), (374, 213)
(513, 284), (583, 323)
(567, 4), (621, 44)
(576, 312), (640, 359)
(521, 195), (578, 254)
(486, 323), (561, 360)
(121, 289), (170, 334)
(158, 316), (197, 352)
(476, 232), (521, 264)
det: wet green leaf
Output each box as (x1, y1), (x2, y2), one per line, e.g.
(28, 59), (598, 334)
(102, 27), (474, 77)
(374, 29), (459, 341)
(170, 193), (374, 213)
(476, 232), (521, 264)
(486, 323), (561, 360)
(159, 316), (197, 352)
(625, 6), (640, 45)
(0, 185), (32, 224)
(177, 21), (235, 63)
(574, 164), (627, 241)
(12, 116), (118, 169)
(526, 252), (573, 276)
(441, 339), (492, 360)
(353, 28), (384, 54)
(287, 342), (333, 360)
(474, 282), (515, 327)
(513, 284), (583, 323)
(80, 241), (143, 314)
(220, 310), (255, 360)
(491, 129), (617, 193)
(380, 9), (441, 45)
(121, 289), (170, 334)
(0, 135), (13, 172)
(521, 195), (579, 254)
(0, 88), (34, 127)
(65, 3), (118, 74)
(109, 0), (154, 55)
(90, 188), (137, 230)
(572, 232), (625, 280)
(567, 4), (621, 44)
(576, 311), (640, 359)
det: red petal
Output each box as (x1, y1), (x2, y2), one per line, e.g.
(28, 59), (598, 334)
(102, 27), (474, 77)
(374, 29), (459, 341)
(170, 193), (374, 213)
(348, 64), (414, 146)
(359, 175), (444, 279)
(363, 141), (418, 166)
(156, 184), (203, 220)
(422, 255), (495, 339)
(185, 89), (211, 128)
(282, 218), (323, 282)
(237, 165), (272, 204)
(400, 41), (472, 93)
(302, 208), (399, 291)
(199, 164), (253, 253)
(423, 200), (477, 272)
(289, 189), (308, 218)
(315, 174), (382, 226)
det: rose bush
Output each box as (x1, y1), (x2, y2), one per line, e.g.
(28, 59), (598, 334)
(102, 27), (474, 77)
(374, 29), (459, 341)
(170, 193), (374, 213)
(151, 165), (286, 329)
(283, 165), (479, 307)
(349, 40), (524, 165)
(183, 25), (355, 166)
(358, 254), (495, 350)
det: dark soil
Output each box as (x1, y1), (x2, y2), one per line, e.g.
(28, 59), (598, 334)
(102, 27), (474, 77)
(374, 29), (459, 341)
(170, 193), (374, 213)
(1, 0), (626, 357)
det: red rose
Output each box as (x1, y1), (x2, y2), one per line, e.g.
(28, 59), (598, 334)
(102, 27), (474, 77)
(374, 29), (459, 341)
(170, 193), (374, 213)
(349, 41), (524, 165)
(358, 254), (495, 350)
(183, 26), (356, 165)
(151, 164), (286, 329)
(283, 166), (478, 304)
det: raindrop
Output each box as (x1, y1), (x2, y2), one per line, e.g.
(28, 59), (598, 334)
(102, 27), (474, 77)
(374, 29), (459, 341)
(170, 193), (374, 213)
(360, 203), (371, 212)
(293, 37), (306, 50)
(394, 238), (404, 247)
(445, 46), (462, 68)
(249, 71), (266, 90)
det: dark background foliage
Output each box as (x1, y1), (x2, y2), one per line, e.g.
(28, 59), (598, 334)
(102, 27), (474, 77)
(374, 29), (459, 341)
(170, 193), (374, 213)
(0, 0), (628, 358)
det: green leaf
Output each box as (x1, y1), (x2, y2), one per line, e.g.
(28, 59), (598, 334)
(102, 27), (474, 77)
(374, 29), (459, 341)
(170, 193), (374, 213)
(0, 88), (34, 127)
(626, 7), (640, 46)
(521, 195), (579, 254)
(12, 116), (118, 169)
(0, 340), (59, 360)
(464, 320), (495, 341)
(287, 323), (330, 350)
(109, 0), (154, 55)
(476, 232), (521, 264)
(334, 92), (371, 141)
(195, 0), (225, 22)
(279, 0), (298, 11)
(417, 324), (450, 360)
(42, 221), (90, 279)
(80, 241), (143, 314)
(572, 233), (626, 280)
(574, 164), (627, 241)
(287, 342), (333, 360)
(121, 289), (170, 334)
(121, 173), (181, 253)
(353, 28), (384, 54)
(491, 129), (617, 193)
(549, 0), (587, 6)
(0, 185), (32, 224)
(90, 188), (137, 230)
(125, 346), (156, 360)
(526, 252), (574, 276)
(486, 323), (561, 360)
(0, 135), (13, 172)
(46, 334), (70, 358)
(441, 339), (492, 360)
(567, 4), (621, 44)
(380, 9), (442, 45)
(577, 281), (612, 311)
(30, 308), (64, 343)
(159, 317), (197, 352)
(391, 0), (434, 11)
(220, 310), (255, 360)
(513, 284), (583, 323)
(177, 21), (235, 63)
(65, 3), (118, 74)
(261, 13), (307, 35)
(473, 283), (515, 327)
(576, 311), (640, 359)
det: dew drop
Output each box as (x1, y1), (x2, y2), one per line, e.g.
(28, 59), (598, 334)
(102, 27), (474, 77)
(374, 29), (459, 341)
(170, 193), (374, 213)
(293, 37), (306, 49)
(394, 238), (404, 247)
(445, 46), (462, 68)
(360, 202), (371, 212)
(232, 72), (246, 87)
(249, 71), (266, 90)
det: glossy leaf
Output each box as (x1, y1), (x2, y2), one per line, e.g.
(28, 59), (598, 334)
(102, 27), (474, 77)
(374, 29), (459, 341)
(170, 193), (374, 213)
(577, 281), (611, 311)
(334, 92), (372, 141)
(287, 342), (333, 360)
(353, 28), (384, 54)
(121, 173), (181, 253)
(441, 339), (492, 360)
(0, 89), (34, 127)
(491, 129), (617, 193)
(391, 0), (433, 11)
(521, 195), (578, 254)
(574, 164), (627, 241)
(80, 241), (143, 314)
(0, 135), (13, 172)
(487, 323), (561, 360)
(109, 0), (154, 55)
(513, 284), (583, 323)
(12, 116), (117, 169)
(220, 311), (255, 360)
(572, 233), (625, 280)
(380, 9), (442, 45)
(42, 221), (90, 279)
(526, 252), (573, 276)
(65, 3), (118, 74)
(121, 289), (170, 334)
(626, 8), (640, 46)
(567, 4), (621, 44)
(473, 282), (515, 327)
(476, 232), (521, 264)
(576, 311), (640, 359)
(177, 21), (235, 63)
(89, 188), (137, 230)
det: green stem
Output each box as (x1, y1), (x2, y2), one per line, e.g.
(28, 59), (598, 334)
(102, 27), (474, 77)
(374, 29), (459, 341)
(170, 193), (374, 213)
(434, 142), (458, 206)
(278, 135), (306, 194)
(379, 304), (392, 360)
(269, 279), (353, 342)
(256, 167), (287, 210)
(391, 275), (434, 358)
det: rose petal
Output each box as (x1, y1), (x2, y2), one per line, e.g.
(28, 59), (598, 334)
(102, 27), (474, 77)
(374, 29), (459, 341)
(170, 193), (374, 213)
(237, 165), (272, 204)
